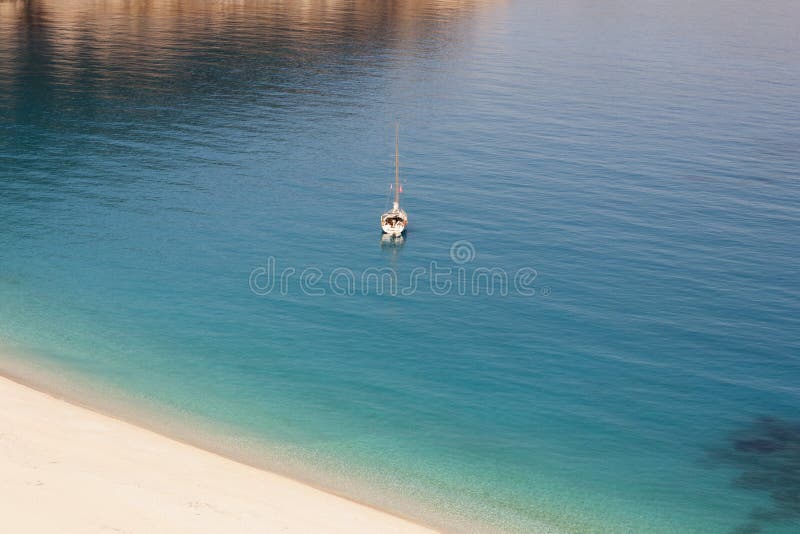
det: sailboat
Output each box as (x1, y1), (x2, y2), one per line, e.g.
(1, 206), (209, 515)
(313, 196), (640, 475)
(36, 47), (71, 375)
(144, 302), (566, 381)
(380, 125), (408, 237)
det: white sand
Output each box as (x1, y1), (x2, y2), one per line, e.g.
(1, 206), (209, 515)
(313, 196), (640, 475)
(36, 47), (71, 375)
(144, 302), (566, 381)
(0, 375), (436, 534)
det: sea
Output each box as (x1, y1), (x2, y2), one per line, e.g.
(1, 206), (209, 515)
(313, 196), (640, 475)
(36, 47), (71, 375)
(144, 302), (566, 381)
(1, 1), (799, 532)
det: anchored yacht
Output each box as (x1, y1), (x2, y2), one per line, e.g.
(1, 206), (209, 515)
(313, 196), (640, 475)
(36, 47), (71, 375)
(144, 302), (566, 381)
(380, 125), (408, 237)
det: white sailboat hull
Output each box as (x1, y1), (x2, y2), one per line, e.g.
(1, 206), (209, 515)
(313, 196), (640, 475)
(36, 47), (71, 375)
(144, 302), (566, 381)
(381, 208), (408, 236)
(381, 222), (406, 236)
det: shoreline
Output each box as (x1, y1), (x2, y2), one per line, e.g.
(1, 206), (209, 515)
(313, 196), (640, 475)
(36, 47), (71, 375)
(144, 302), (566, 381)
(0, 371), (437, 533)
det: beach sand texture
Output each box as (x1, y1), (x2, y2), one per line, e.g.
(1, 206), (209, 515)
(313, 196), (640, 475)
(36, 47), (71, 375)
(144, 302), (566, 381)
(0, 375), (435, 533)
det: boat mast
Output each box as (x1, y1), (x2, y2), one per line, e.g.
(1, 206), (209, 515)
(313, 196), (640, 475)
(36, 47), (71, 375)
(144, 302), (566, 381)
(394, 123), (400, 210)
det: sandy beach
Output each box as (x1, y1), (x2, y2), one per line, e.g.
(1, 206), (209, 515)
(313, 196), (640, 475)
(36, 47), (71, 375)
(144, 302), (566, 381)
(0, 375), (435, 534)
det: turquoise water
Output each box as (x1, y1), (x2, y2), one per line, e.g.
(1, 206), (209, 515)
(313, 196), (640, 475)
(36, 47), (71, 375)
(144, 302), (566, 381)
(2, 0), (800, 532)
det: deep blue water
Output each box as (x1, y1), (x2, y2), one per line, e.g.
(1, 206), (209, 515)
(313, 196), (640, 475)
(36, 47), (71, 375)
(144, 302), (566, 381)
(2, 1), (800, 532)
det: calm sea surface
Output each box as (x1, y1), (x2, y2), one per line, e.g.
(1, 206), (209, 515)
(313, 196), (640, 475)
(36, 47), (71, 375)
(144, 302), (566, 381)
(2, 1), (800, 532)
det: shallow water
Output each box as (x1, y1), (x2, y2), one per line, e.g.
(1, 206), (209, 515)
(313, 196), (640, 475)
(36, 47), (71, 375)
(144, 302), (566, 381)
(2, 1), (800, 532)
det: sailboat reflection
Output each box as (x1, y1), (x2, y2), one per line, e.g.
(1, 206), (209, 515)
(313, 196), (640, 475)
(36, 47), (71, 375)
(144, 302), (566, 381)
(380, 233), (405, 249)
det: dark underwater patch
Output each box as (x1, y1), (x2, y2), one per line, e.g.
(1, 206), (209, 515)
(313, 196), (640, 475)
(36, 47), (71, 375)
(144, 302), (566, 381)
(707, 416), (800, 533)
